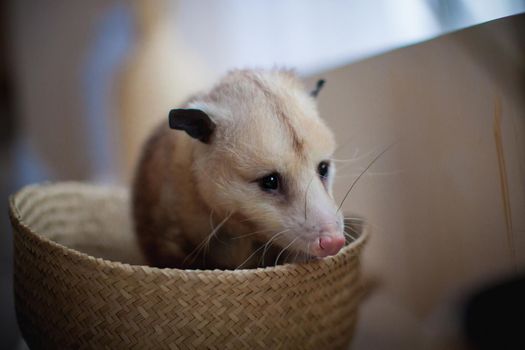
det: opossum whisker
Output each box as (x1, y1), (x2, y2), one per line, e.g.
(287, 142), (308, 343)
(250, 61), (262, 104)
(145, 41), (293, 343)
(331, 158), (362, 163)
(261, 229), (290, 266)
(201, 214), (223, 261)
(337, 142), (396, 213)
(206, 209), (226, 246)
(335, 169), (403, 179)
(333, 146), (392, 174)
(232, 228), (272, 240)
(334, 137), (361, 156)
(331, 146), (376, 166)
(236, 214), (273, 224)
(235, 243), (268, 270)
(237, 217), (270, 225)
(274, 237), (300, 267)
(330, 149), (376, 163)
(183, 212), (232, 266)
(205, 212), (232, 253)
(182, 244), (204, 267)
(284, 249), (295, 264)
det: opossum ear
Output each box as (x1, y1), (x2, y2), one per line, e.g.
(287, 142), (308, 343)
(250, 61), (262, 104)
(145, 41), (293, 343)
(310, 79), (325, 98)
(168, 108), (216, 143)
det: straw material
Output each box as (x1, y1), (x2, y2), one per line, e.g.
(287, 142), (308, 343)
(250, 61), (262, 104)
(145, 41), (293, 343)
(9, 182), (368, 349)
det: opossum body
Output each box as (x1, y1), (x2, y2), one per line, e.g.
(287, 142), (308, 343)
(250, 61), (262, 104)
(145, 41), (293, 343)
(132, 69), (345, 270)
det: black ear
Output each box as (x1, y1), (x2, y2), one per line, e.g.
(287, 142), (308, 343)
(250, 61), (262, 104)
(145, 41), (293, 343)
(168, 109), (216, 143)
(310, 79), (326, 98)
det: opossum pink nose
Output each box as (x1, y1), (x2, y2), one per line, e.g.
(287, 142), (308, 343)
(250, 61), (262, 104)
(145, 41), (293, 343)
(317, 236), (345, 257)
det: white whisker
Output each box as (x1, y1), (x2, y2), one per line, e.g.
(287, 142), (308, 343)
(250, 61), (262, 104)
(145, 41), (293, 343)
(274, 237), (299, 267)
(261, 229), (290, 266)
(235, 244), (267, 270)
(337, 142), (397, 213)
(232, 228), (271, 240)
(183, 212), (232, 266)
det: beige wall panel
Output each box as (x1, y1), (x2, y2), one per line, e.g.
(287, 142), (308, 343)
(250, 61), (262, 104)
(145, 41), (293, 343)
(307, 15), (525, 321)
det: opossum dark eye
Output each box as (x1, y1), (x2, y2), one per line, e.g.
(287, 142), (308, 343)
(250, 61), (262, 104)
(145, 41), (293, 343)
(258, 172), (280, 192)
(317, 161), (330, 179)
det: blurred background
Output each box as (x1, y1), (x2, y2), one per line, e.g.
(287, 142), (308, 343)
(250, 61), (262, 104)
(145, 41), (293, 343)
(1, 0), (525, 349)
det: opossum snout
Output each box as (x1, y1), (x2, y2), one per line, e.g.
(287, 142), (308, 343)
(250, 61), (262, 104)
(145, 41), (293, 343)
(311, 235), (345, 257)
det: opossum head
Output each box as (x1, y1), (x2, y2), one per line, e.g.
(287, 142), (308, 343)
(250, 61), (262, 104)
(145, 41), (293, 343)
(169, 69), (345, 259)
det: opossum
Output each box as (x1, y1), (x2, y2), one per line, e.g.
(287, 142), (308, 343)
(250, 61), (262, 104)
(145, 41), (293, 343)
(132, 69), (346, 270)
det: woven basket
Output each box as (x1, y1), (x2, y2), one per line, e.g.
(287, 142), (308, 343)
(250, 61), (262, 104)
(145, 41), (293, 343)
(9, 182), (368, 349)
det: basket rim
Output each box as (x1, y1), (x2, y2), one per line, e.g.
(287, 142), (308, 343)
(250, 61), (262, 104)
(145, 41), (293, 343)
(9, 181), (369, 278)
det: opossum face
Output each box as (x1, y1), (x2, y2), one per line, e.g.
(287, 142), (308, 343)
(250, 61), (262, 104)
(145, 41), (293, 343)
(170, 70), (345, 259)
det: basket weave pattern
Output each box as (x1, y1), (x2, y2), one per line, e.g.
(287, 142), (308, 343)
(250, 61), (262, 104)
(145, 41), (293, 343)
(9, 183), (367, 349)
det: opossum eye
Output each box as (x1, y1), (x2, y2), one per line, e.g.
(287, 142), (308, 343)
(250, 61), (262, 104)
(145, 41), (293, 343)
(317, 161), (330, 179)
(258, 172), (280, 192)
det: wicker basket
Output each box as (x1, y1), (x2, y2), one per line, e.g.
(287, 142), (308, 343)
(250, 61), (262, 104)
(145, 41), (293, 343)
(9, 182), (368, 349)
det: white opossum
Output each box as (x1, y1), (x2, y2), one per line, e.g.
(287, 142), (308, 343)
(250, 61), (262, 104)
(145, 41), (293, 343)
(132, 69), (345, 270)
